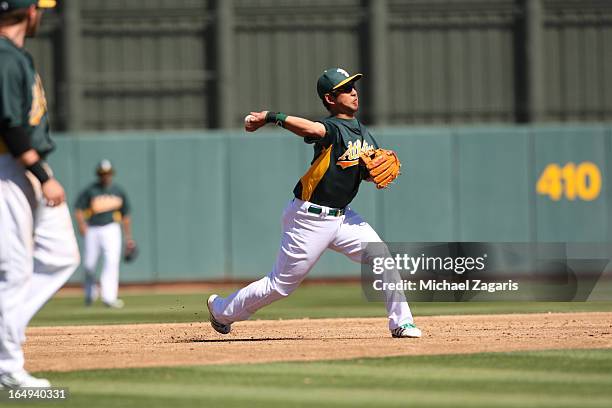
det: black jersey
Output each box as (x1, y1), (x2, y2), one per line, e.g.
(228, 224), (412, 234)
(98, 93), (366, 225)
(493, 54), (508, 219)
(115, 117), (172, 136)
(293, 116), (379, 208)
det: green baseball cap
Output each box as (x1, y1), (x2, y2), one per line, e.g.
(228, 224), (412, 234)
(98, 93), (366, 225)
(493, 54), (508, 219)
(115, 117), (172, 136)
(317, 68), (363, 99)
(0, 0), (56, 13)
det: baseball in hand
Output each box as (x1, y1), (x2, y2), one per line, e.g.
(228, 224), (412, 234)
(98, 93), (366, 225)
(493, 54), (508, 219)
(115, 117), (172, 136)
(244, 114), (256, 124)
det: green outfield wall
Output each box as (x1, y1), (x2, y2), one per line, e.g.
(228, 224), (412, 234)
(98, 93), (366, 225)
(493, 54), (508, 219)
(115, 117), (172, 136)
(48, 125), (611, 283)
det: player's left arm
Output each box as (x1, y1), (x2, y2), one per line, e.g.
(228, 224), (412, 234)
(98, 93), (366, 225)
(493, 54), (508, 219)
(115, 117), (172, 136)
(244, 111), (326, 139)
(120, 191), (135, 248)
(122, 215), (135, 248)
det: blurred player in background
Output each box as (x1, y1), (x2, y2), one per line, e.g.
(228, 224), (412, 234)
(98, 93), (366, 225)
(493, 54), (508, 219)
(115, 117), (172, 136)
(0, 0), (80, 388)
(75, 159), (135, 309)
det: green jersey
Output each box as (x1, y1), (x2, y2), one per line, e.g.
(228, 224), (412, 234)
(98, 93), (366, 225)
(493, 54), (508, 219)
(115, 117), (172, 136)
(75, 183), (131, 226)
(293, 116), (379, 208)
(0, 36), (55, 156)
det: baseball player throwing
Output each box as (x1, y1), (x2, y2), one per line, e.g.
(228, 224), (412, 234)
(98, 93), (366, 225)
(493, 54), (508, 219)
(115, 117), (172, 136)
(75, 160), (134, 309)
(208, 68), (421, 338)
(0, 0), (80, 388)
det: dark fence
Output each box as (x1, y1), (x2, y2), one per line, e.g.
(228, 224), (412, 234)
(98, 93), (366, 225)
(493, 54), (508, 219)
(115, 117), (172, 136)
(29, 0), (612, 131)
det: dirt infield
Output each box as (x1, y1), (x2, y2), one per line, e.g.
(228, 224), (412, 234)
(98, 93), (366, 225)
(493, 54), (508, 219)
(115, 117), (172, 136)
(25, 312), (612, 372)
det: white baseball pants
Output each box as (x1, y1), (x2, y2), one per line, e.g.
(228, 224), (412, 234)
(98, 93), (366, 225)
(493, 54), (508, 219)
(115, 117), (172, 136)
(83, 223), (122, 304)
(0, 155), (80, 374)
(210, 198), (414, 330)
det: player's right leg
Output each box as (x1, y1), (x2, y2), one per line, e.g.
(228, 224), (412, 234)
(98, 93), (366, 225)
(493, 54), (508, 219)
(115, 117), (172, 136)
(208, 199), (339, 330)
(83, 226), (102, 305)
(0, 158), (49, 388)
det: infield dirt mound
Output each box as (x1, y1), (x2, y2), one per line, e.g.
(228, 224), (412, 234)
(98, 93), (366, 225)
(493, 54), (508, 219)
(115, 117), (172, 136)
(25, 312), (612, 372)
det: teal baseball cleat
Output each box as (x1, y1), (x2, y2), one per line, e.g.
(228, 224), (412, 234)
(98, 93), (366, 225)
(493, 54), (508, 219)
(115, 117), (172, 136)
(391, 322), (422, 338)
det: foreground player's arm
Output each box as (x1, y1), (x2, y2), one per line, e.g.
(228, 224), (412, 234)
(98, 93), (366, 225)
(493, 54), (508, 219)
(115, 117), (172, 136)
(244, 111), (325, 139)
(0, 126), (65, 206)
(1, 59), (64, 206)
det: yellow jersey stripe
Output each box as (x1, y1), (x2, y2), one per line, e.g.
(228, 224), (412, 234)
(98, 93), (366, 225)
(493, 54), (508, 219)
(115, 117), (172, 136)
(38, 0), (57, 8)
(300, 145), (333, 202)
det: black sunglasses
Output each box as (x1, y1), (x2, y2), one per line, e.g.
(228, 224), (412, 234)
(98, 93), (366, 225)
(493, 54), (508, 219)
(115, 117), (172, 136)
(332, 83), (355, 96)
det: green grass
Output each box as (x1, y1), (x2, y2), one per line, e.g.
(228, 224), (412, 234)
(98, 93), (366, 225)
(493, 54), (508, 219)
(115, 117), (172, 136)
(6, 349), (610, 408)
(19, 284), (612, 407)
(31, 283), (612, 326)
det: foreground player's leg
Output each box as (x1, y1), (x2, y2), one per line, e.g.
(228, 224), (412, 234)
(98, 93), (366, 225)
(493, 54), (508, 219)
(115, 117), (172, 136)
(22, 203), (80, 323)
(208, 200), (340, 333)
(0, 162), (51, 388)
(328, 208), (421, 338)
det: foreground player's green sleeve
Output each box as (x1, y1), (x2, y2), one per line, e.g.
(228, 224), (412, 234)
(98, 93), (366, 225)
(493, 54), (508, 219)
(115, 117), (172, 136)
(0, 58), (26, 127)
(304, 118), (337, 147)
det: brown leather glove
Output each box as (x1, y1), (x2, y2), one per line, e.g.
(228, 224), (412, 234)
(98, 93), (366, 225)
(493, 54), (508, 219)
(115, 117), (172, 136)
(359, 149), (401, 189)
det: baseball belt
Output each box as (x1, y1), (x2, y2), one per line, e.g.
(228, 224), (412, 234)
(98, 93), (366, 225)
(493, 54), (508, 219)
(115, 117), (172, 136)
(307, 205), (345, 217)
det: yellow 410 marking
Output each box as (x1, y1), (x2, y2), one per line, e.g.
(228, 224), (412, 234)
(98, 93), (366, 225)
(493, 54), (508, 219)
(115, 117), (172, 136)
(536, 162), (602, 201)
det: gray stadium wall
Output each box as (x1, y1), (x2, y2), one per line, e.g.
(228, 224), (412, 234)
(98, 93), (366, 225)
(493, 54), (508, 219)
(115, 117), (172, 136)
(28, 0), (612, 131)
